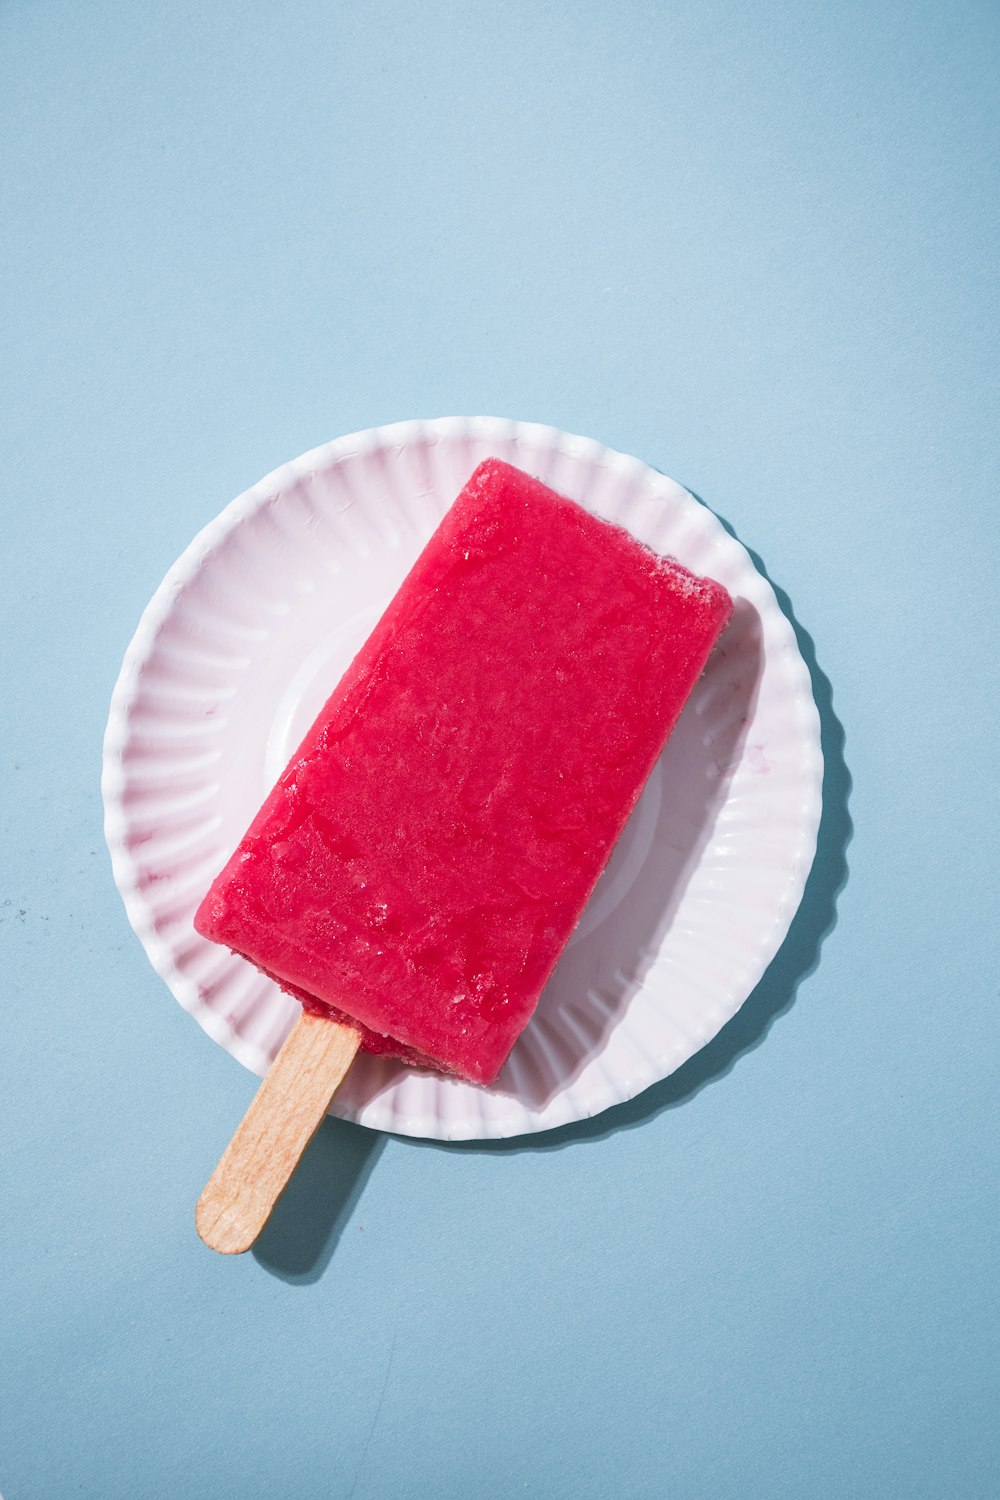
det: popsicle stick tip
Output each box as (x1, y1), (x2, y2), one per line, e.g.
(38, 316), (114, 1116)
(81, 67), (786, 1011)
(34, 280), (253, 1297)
(196, 1014), (362, 1255)
(195, 1197), (255, 1255)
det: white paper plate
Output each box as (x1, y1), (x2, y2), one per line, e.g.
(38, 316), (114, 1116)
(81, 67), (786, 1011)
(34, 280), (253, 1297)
(103, 417), (822, 1140)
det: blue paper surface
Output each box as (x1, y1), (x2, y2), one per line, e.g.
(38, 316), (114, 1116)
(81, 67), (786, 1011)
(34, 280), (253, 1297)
(2, 1), (998, 1496)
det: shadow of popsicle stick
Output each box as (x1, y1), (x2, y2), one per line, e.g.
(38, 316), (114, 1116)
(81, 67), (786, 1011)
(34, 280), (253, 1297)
(252, 1117), (386, 1282)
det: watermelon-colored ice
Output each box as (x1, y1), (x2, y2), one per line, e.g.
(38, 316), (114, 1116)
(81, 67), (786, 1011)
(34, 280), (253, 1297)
(194, 459), (732, 1085)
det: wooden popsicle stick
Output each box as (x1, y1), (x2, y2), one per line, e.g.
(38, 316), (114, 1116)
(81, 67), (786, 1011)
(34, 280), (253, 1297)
(196, 1013), (362, 1255)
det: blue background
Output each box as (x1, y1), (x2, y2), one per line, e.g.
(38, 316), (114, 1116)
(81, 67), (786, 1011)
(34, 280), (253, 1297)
(3, 1), (998, 1496)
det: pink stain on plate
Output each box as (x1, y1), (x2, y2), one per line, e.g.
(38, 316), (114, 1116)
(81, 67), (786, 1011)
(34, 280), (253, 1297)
(746, 742), (771, 774)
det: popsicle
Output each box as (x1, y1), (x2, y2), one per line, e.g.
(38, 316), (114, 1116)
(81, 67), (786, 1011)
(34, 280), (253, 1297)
(195, 458), (732, 1250)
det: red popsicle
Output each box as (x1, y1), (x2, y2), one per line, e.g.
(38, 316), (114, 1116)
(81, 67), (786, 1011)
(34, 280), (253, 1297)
(195, 459), (732, 1084)
(194, 458), (732, 1252)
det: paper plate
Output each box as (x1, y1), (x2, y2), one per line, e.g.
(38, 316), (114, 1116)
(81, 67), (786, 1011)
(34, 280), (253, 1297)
(102, 417), (822, 1140)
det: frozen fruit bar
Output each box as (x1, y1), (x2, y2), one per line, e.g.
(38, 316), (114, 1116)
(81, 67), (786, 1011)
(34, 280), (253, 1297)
(195, 459), (732, 1085)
